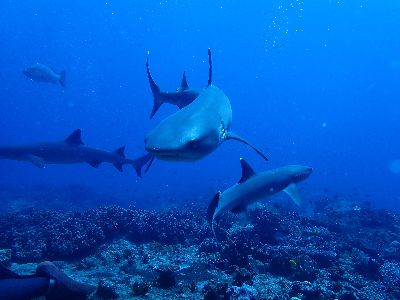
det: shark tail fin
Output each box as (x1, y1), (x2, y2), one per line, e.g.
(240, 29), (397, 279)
(207, 192), (221, 239)
(146, 56), (163, 119)
(130, 153), (154, 177)
(226, 132), (269, 161)
(207, 48), (212, 86)
(59, 70), (66, 87)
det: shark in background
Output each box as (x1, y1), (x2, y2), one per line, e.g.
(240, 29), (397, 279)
(207, 158), (313, 238)
(143, 49), (268, 169)
(0, 129), (152, 177)
(24, 63), (66, 87)
(146, 56), (205, 118)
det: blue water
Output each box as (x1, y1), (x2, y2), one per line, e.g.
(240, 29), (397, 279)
(0, 0), (399, 209)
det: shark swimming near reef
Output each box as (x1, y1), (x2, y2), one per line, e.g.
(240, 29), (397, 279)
(0, 129), (152, 177)
(144, 49), (268, 167)
(146, 55), (206, 118)
(24, 63), (66, 87)
(207, 158), (313, 237)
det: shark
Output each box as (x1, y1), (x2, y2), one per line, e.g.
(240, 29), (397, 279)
(144, 49), (268, 165)
(0, 129), (152, 177)
(146, 56), (205, 118)
(24, 63), (66, 87)
(207, 158), (313, 237)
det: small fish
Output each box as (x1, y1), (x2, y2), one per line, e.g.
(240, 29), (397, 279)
(24, 63), (66, 87)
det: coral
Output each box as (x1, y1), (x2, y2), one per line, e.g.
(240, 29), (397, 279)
(1, 199), (400, 299)
(131, 280), (151, 296)
(227, 284), (258, 300)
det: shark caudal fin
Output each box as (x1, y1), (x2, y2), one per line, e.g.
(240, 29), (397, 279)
(131, 153), (154, 177)
(146, 56), (163, 119)
(113, 146), (126, 172)
(226, 132), (269, 161)
(207, 192), (221, 239)
(59, 70), (66, 87)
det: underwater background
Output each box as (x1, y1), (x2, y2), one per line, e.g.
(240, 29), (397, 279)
(1, 0), (399, 210)
(1, 1), (400, 299)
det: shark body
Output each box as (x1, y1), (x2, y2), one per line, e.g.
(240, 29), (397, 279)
(0, 129), (152, 177)
(146, 57), (203, 118)
(144, 49), (268, 164)
(207, 158), (313, 237)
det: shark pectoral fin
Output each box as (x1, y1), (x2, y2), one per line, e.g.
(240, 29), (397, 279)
(113, 163), (123, 172)
(226, 132), (269, 161)
(65, 129), (84, 145)
(88, 160), (102, 168)
(207, 192), (221, 238)
(28, 155), (45, 168)
(238, 158), (255, 183)
(283, 183), (302, 206)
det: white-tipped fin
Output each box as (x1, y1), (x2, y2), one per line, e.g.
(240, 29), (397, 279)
(283, 183), (302, 206)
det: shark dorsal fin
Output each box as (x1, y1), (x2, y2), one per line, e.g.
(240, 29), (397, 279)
(114, 146), (125, 157)
(65, 129), (84, 145)
(180, 71), (189, 91)
(207, 48), (212, 86)
(238, 158), (255, 184)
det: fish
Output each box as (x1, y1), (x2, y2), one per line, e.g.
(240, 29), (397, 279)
(0, 129), (152, 177)
(207, 158), (313, 237)
(23, 63), (66, 87)
(144, 49), (268, 164)
(146, 56), (205, 118)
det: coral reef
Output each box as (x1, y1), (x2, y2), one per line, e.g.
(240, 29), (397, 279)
(2, 198), (400, 299)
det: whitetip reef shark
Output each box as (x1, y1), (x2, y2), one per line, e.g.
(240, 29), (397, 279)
(144, 49), (268, 168)
(207, 158), (313, 237)
(0, 129), (152, 177)
(146, 56), (203, 118)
